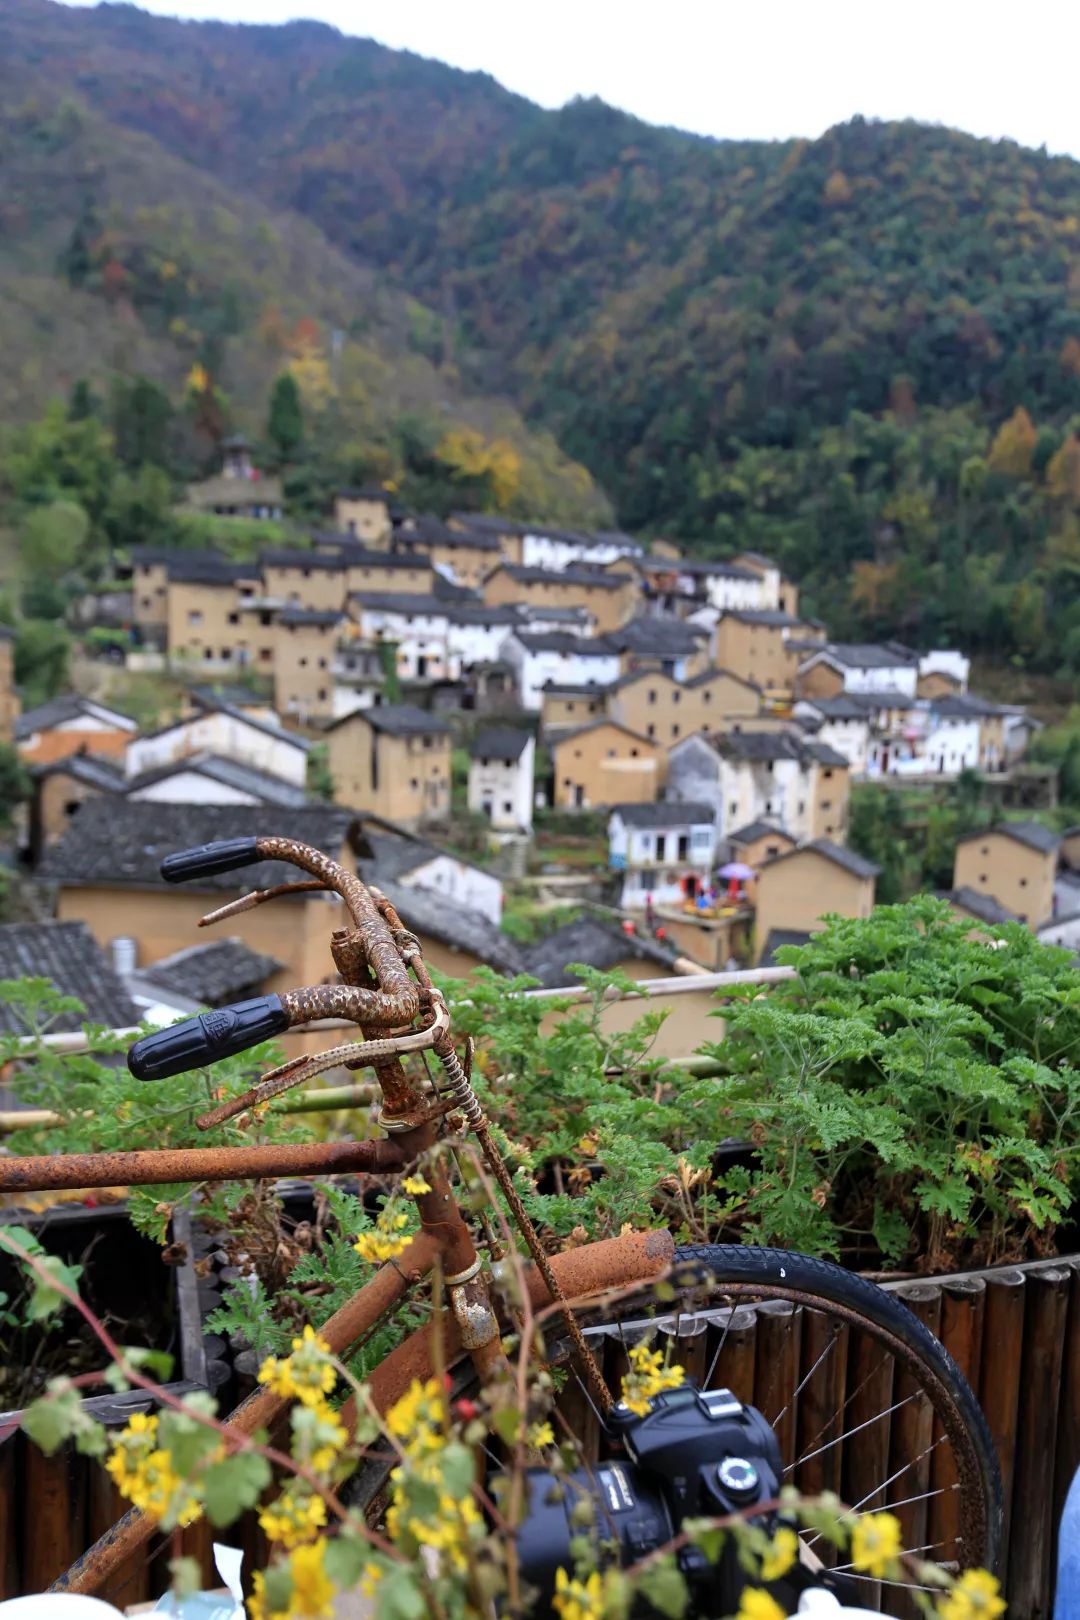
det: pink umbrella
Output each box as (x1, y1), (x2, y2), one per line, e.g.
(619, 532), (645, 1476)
(718, 862), (755, 880)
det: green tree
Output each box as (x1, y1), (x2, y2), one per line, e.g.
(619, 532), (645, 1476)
(7, 402), (115, 533)
(1060, 737), (1080, 805)
(19, 501), (90, 578)
(267, 372), (304, 461)
(0, 744), (30, 830)
(67, 379), (98, 422)
(103, 465), (176, 554)
(110, 377), (173, 471)
(15, 622), (72, 708)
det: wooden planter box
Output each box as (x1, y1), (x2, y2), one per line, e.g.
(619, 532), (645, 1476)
(0, 1202), (217, 1603)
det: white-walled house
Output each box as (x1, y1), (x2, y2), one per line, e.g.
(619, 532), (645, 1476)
(520, 526), (644, 572)
(919, 650), (970, 692)
(607, 802), (717, 908)
(467, 727), (534, 833)
(500, 631), (621, 710)
(125, 698), (309, 787)
(359, 826), (504, 925)
(126, 752), (310, 808)
(666, 729), (840, 842)
(348, 593), (454, 680)
(798, 643), (920, 699)
(794, 697), (873, 776)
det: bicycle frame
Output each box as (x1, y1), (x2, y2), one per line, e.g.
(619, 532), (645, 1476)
(0, 838), (675, 1594)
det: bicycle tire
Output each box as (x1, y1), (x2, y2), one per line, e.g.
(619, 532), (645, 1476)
(345, 1242), (1003, 1579)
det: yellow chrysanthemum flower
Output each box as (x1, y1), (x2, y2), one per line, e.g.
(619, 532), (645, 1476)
(736, 1590), (787, 1620)
(401, 1174), (432, 1196)
(258, 1482), (328, 1549)
(527, 1420), (556, 1447)
(938, 1569), (1007, 1620)
(287, 1538), (335, 1619)
(353, 1206), (412, 1263)
(619, 1341), (686, 1416)
(258, 1326), (336, 1410)
(850, 1511), (903, 1578)
(760, 1525), (799, 1580)
(552, 1566), (605, 1620)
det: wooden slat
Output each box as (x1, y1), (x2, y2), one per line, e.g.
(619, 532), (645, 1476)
(1008, 1267), (1070, 1620)
(930, 1275), (986, 1565)
(754, 1300), (801, 1469)
(23, 1441), (84, 1593)
(0, 1433), (19, 1599)
(1052, 1260), (1080, 1581)
(843, 1325), (896, 1612)
(978, 1267), (1026, 1583)
(888, 1283), (941, 1618)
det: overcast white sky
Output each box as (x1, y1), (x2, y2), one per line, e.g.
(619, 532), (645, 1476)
(61, 0), (1080, 159)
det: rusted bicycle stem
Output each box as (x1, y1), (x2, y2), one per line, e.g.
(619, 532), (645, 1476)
(0, 1136), (409, 1192)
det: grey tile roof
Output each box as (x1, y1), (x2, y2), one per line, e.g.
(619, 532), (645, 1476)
(15, 695), (135, 740)
(797, 695), (876, 720)
(512, 631), (614, 655)
(370, 879), (526, 976)
(314, 539), (430, 570)
(495, 564), (632, 591)
(610, 801), (714, 827)
(761, 839), (881, 880)
(40, 801), (359, 892)
(443, 604), (522, 627)
(807, 642), (918, 669)
(138, 938), (284, 1006)
(683, 666), (761, 692)
(724, 609), (805, 628)
(607, 616), (707, 654)
(469, 727), (531, 762)
(553, 718), (653, 747)
(0, 921), (137, 1033)
(802, 740), (850, 768)
(729, 820), (795, 846)
(448, 512), (525, 536)
(187, 684), (274, 711)
(521, 916), (682, 988)
(432, 573), (483, 603)
(356, 829), (436, 884)
(167, 556), (258, 586)
(126, 752), (311, 808)
(32, 752), (128, 792)
(277, 609), (343, 628)
(945, 887), (1022, 925)
(648, 557), (759, 580)
(930, 693), (1006, 718)
(397, 520), (502, 552)
(259, 547), (344, 572)
(340, 703), (451, 738)
(348, 592), (448, 616)
(186, 695), (311, 752)
(716, 731), (808, 763)
(956, 820), (1061, 855)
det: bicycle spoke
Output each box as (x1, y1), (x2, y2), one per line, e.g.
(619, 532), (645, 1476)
(848, 1434), (946, 1513)
(772, 1321), (839, 1430)
(703, 1303), (739, 1388)
(785, 1391), (917, 1473)
(833, 1537), (949, 1571)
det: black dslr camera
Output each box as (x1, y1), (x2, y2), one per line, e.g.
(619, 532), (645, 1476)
(515, 1381), (785, 1617)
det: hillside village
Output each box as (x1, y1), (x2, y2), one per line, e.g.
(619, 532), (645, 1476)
(0, 440), (1071, 1018)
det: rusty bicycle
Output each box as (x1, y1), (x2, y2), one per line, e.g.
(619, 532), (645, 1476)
(0, 834), (1002, 1605)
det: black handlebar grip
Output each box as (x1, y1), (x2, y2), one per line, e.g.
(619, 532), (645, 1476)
(160, 838), (261, 884)
(127, 995), (290, 1081)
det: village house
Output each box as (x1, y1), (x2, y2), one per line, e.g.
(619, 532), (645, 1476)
(754, 839), (880, 960)
(334, 488), (392, 545)
(482, 564), (637, 635)
(637, 556), (770, 616)
(394, 517), (504, 589)
(605, 667), (762, 747)
(259, 548), (348, 614)
(129, 938), (285, 1023)
(608, 801), (718, 909)
(666, 729), (850, 843)
(326, 703), (451, 827)
(514, 525), (644, 573)
(501, 631), (621, 711)
(794, 695), (874, 776)
(125, 695), (309, 787)
(29, 753), (128, 861)
(944, 887), (1022, 931)
(348, 593), (455, 681)
(467, 727), (535, 833)
(40, 801), (362, 1001)
(364, 877), (524, 979)
(310, 538), (434, 596)
(15, 695), (138, 767)
(125, 752), (310, 809)
(165, 554), (264, 671)
(356, 822), (504, 925)
(796, 642), (919, 700)
(448, 512), (526, 567)
(712, 611), (811, 697)
(130, 546), (197, 638)
(551, 719), (662, 809)
(273, 609), (341, 720)
(520, 914), (687, 988)
(607, 616), (711, 681)
(539, 683), (610, 735)
(952, 822), (1060, 927)
(182, 437), (283, 520)
(732, 552), (800, 617)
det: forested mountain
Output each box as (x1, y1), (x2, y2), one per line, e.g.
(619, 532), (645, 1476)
(5, 0), (1080, 663)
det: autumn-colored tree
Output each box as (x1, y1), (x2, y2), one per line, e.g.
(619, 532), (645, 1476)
(987, 406), (1038, 478)
(1046, 434), (1080, 504)
(823, 170), (853, 205)
(1060, 335), (1080, 377)
(288, 318), (334, 414)
(435, 428), (521, 509)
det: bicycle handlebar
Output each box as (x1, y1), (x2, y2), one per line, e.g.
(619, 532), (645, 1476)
(160, 838), (262, 883)
(128, 995), (291, 1081)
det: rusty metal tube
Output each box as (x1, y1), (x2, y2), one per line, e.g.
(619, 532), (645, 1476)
(0, 1136), (409, 1193)
(52, 1228), (443, 1594)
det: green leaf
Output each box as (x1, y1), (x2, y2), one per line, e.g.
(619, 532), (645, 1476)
(375, 1565), (428, 1620)
(22, 1380), (106, 1458)
(323, 1532), (372, 1589)
(201, 1451), (272, 1526)
(638, 1557), (689, 1619)
(24, 1252), (82, 1321)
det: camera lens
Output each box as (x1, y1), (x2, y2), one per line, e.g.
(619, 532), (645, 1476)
(716, 1456), (760, 1498)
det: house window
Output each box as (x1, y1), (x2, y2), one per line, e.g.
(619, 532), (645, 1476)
(1019, 877), (1028, 888)
(227, 612), (239, 626)
(648, 690), (657, 705)
(647, 723), (656, 738)
(188, 610), (203, 626)
(798, 800), (805, 814)
(503, 800), (513, 814)
(671, 724), (680, 738)
(823, 768), (833, 779)
(702, 690), (711, 703)
(630, 748), (639, 757)
(220, 648), (232, 661)
(672, 690), (681, 705)
(410, 778), (419, 791)
(574, 749), (582, 759)
(260, 648), (272, 661)
(299, 657), (308, 667)
(318, 688), (328, 701)
(730, 801), (738, 816)
(821, 799), (831, 809)
(204, 647), (213, 660)
(980, 872), (988, 883)
(318, 657), (328, 670)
